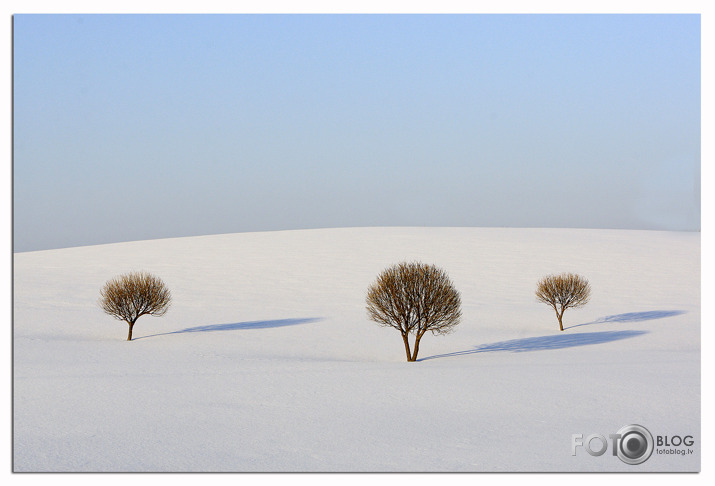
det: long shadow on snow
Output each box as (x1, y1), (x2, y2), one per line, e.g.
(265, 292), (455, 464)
(135, 317), (323, 340)
(419, 330), (648, 362)
(565, 310), (686, 330)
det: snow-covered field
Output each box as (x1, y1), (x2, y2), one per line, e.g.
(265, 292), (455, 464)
(12, 227), (700, 472)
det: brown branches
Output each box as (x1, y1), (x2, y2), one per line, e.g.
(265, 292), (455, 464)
(366, 261), (462, 361)
(99, 271), (172, 340)
(535, 273), (591, 331)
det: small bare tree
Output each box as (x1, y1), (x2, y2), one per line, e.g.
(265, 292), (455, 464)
(99, 271), (172, 341)
(535, 272), (591, 331)
(366, 261), (462, 362)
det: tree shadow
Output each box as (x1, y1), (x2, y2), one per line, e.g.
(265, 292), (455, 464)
(419, 330), (648, 361)
(135, 317), (323, 340)
(565, 310), (686, 330)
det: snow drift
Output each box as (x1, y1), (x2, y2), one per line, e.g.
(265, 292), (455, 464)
(13, 227), (700, 471)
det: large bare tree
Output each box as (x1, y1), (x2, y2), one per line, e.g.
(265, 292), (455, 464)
(366, 261), (462, 362)
(99, 271), (172, 340)
(535, 272), (591, 331)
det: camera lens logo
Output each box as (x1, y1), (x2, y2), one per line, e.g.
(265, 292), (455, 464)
(615, 425), (654, 465)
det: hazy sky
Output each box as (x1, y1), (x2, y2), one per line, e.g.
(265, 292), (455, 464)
(13, 14), (701, 252)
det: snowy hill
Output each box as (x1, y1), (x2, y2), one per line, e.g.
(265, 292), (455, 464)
(12, 227), (700, 471)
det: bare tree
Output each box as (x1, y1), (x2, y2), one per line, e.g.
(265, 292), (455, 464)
(535, 273), (591, 331)
(366, 261), (462, 362)
(99, 271), (172, 340)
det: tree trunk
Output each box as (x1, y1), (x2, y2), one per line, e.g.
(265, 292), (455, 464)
(127, 321), (135, 341)
(401, 333), (413, 362)
(411, 331), (425, 362)
(551, 305), (565, 331)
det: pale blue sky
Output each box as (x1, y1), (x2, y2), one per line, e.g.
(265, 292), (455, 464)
(13, 14), (701, 252)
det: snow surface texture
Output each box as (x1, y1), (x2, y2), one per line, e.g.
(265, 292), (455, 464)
(13, 227), (700, 472)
